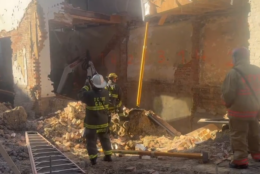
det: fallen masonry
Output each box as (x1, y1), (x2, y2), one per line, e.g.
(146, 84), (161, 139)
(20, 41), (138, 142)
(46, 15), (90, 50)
(39, 101), (219, 155)
(0, 101), (260, 173)
(0, 103), (31, 174)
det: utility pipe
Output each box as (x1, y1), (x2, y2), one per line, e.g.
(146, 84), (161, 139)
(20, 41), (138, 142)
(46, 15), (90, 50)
(136, 22), (149, 107)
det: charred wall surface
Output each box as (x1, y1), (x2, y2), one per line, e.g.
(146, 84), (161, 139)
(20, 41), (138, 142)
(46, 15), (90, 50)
(48, 24), (127, 99)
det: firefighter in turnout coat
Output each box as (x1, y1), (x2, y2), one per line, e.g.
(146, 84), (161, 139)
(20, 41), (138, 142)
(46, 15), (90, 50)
(222, 47), (260, 169)
(105, 73), (125, 118)
(80, 74), (112, 165)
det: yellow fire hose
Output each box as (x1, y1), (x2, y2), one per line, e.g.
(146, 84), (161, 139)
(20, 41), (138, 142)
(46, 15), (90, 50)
(136, 22), (149, 107)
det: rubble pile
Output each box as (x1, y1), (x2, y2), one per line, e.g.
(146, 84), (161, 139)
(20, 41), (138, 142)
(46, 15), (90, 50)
(0, 106), (28, 132)
(2, 106), (28, 130)
(0, 105), (31, 174)
(40, 102), (219, 159)
(40, 102), (87, 156)
(0, 103), (9, 113)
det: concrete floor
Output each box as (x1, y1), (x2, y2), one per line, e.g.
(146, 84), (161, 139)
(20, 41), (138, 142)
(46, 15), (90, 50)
(78, 156), (260, 174)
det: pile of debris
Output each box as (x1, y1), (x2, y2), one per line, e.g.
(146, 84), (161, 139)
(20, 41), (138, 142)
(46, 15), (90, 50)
(39, 101), (220, 159)
(38, 102), (87, 156)
(0, 103), (31, 174)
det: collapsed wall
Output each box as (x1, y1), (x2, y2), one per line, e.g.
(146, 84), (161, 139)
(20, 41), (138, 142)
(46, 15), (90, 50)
(0, 1), (48, 118)
(39, 101), (219, 159)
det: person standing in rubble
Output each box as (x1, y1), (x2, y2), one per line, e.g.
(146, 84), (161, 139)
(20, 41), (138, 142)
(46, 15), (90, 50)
(222, 47), (260, 169)
(105, 73), (126, 119)
(79, 74), (112, 165)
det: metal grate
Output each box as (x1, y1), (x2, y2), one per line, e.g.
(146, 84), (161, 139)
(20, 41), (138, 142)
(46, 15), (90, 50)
(25, 131), (85, 174)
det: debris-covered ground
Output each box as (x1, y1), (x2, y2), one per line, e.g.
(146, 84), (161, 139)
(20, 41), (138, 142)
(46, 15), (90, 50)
(39, 102), (219, 156)
(37, 101), (260, 173)
(0, 100), (260, 174)
(0, 103), (31, 174)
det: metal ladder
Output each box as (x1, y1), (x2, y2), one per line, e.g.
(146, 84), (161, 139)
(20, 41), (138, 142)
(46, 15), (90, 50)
(25, 131), (85, 174)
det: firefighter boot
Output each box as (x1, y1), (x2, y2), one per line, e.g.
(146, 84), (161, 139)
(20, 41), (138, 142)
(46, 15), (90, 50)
(229, 163), (248, 169)
(90, 157), (97, 165)
(103, 155), (112, 162)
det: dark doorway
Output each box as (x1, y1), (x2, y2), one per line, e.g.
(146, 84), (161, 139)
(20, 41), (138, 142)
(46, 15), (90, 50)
(0, 37), (14, 107)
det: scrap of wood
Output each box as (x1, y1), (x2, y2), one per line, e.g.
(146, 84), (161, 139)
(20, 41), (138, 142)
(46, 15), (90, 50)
(70, 15), (115, 24)
(158, 14), (168, 25)
(148, 113), (181, 136)
(146, 0), (230, 17)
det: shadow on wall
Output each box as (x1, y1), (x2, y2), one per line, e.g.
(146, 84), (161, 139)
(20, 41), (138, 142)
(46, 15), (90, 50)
(48, 25), (117, 97)
(0, 37), (14, 106)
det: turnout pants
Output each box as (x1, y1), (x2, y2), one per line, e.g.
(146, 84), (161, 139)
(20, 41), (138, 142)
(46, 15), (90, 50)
(85, 128), (112, 159)
(229, 117), (260, 165)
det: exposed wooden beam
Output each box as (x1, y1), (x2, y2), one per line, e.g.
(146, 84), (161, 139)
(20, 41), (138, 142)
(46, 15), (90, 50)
(158, 14), (168, 25)
(110, 15), (124, 23)
(70, 15), (118, 24)
(152, 0), (193, 14)
(146, 0), (230, 18)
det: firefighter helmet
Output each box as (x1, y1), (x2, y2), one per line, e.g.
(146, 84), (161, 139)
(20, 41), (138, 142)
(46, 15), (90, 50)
(91, 74), (106, 88)
(107, 73), (118, 79)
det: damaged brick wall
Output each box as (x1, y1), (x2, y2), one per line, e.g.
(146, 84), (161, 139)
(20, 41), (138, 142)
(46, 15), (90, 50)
(126, 21), (195, 133)
(0, 1), (46, 117)
(194, 14), (249, 115)
(125, 12), (249, 132)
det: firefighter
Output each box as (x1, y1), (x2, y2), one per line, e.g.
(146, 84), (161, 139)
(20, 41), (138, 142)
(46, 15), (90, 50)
(222, 47), (260, 169)
(80, 74), (112, 165)
(105, 73), (125, 118)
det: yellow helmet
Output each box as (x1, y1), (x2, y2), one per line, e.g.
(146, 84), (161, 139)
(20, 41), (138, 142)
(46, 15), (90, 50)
(107, 73), (118, 79)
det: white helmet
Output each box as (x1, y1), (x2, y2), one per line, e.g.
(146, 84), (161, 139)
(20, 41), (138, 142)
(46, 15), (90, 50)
(91, 74), (106, 88)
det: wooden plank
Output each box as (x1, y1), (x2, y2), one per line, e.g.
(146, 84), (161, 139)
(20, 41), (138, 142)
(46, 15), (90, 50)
(158, 14), (168, 25)
(49, 20), (73, 28)
(64, 8), (110, 21)
(70, 15), (117, 24)
(147, 0), (229, 17)
(148, 113), (181, 137)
